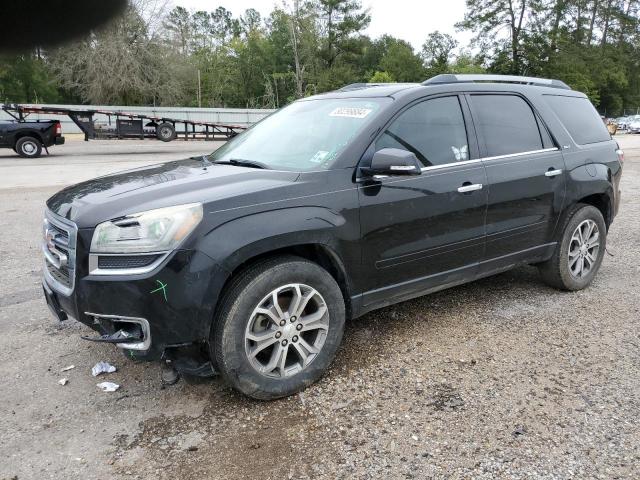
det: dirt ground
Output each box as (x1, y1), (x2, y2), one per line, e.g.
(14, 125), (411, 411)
(1, 136), (638, 480)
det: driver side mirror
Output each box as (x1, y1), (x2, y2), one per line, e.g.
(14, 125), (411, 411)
(360, 148), (422, 177)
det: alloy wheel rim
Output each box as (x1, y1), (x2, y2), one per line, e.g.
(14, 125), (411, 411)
(568, 219), (600, 278)
(160, 127), (171, 138)
(244, 283), (329, 378)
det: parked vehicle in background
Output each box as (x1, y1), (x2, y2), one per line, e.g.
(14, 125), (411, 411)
(2, 104), (246, 143)
(41, 74), (623, 400)
(616, 116), (631, 131)
(0, 117), (64, 158)
(627, 115), (640, 134)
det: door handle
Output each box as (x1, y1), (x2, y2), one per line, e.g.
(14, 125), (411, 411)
(457, 183), (483, 193)
(545, 168), (563, 177)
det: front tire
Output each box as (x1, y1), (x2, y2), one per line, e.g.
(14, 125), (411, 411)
(538, 204), (607, 291)
(211, 256), (345, 400)
(15, 136), (42, 158)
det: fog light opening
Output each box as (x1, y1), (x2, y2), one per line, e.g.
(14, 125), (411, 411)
(83, 312), (152, 351)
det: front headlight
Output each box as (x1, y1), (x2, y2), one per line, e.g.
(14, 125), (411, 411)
(90, 203), (203, 254)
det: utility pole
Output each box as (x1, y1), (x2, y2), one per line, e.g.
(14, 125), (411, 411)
(197, 69), (202, 108)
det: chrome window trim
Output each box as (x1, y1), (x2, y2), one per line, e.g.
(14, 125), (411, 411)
(414, 148), (559, 173)
(420, 158), (483, 172)
(88, 252), (170, 276)
(43, 210), (78, 296)
(481, 147), (559, 163)
(85, 312), (151, 351)
(362, 147), (559, 181)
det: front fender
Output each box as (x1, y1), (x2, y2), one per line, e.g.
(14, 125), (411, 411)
(196, 206), (355, 273)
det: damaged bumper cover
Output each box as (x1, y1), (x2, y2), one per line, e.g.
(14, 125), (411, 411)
(43, 248), (227, 361)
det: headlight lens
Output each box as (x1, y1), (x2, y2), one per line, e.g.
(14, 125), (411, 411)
(90, 203), (203, 254)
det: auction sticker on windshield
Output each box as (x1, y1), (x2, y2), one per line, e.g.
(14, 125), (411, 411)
(329, 107), (373, 119)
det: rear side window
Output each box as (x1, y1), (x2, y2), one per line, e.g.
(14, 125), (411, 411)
(470, 95), (544, 157)
(375, 96), (469, 167)
(544, 95), (611, 145)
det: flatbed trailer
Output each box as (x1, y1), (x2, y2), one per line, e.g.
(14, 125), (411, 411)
(1, 104), (247, 142)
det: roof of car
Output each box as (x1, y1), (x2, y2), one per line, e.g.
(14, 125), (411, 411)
(306, 74), (581, 101)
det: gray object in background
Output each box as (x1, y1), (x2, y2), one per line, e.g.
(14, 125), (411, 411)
(0, 104), (274, 135)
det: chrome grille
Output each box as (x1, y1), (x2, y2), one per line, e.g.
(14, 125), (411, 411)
(43, 210), (78, 296)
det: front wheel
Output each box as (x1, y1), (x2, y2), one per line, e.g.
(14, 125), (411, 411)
(211, 256), (345, 400)
(538, 204), (607, 291)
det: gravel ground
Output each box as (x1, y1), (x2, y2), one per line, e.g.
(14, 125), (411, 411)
(0, 137), (638, 480)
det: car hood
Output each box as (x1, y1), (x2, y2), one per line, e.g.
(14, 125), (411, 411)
(46, 158), (300, 228)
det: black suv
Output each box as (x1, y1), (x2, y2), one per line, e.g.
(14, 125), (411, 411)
(42, 75), (623, 399)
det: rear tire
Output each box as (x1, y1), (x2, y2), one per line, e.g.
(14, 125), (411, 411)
(538, 204), (607, 291)
(15, 136), (42, 158)
(156, 122), (175, 142)
(211, 256), (345, 400)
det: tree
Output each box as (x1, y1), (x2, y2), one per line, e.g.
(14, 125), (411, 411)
(449, 52), (486, 74)
(369, 71), (394, 83)
(0, 53), (61, 103)
(457, 0), (541, 73)
(421, 31), (458, 75)
(316, 0), (370, 68)
(164, 6), (191, 54)
(379, 39), (425, 82)
(5, 0), (639, 115)
(50, 1), (189, 105)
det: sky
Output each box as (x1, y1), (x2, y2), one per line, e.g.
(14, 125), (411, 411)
(175, 0), (472, 51)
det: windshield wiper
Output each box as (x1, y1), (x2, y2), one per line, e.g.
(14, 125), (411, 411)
(215, 158), (269, 169)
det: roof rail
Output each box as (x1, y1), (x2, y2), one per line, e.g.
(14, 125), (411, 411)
(422, 74), (571, 90)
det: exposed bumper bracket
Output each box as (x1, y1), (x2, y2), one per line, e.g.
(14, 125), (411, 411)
(84, 312), (152, 351)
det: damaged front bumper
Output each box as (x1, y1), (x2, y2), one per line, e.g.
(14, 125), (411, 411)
(42, 248), (228, 364)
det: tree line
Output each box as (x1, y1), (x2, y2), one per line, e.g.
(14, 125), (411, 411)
(0, 0), (638, 115)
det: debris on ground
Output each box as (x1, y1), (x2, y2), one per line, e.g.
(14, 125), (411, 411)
(58, 378), (68, 386)
(91, 361), (117, 377)
(513, 425), (528, 437)
(61, 365), (75, 372)
(96, 382), (120, 392)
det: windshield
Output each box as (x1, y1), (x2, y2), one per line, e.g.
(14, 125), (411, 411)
(209, 98), (390, 171)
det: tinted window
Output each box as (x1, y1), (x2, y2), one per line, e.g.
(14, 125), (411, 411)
(375, 96), (469, 167)
(471, 95), (544, 157)
(544, 95), (611, 145)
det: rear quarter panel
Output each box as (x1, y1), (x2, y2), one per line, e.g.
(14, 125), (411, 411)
(529, 91), (621, 226)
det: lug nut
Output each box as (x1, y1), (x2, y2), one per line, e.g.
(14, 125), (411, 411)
(290, 316), (297, 322)
(296, 324), (303, 331)
(279, 320), (286, 326)
(275, 332), (282, 338)
(292, 336), (298, 342)
(281, 339), (288, 346)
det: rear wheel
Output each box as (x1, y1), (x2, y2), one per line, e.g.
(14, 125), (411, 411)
(156, 122), (175, 142)
(538, 204), (607, 291)
(15, 136), (42, 158)
(211, 256), (345, 400)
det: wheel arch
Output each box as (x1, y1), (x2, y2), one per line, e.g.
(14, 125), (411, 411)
(197, 205), (359, 348)
(564, 163), (616, 231)
(13, 130), (43, 145)
(216, 243), (353, 321)
(577, 192), (612, 229)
